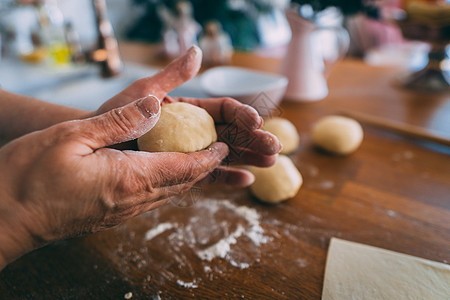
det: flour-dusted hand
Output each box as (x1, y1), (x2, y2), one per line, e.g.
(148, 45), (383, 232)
(93, 45), (282, 185)
(0, 45), (282, 271)
(0, 96), (228, 270)
(165, 96), (282, 185)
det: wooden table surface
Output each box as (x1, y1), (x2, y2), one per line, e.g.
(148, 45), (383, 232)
(1, 43), (449, 299)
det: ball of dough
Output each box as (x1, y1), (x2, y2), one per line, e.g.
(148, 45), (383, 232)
(262, 117), (300, 154)
(138, 102), (217, 153)
(312, 115), (363, 155)
(248, 155), (302, 204)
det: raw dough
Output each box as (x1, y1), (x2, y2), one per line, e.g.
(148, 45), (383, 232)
(248, 155), (302, 203)
(262, 117), (300, 154)
(312, 115), (363, 155)
(138, 102), (217, 153)
(323, 238), (450, 300)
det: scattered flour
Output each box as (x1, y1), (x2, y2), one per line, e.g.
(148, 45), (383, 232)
(229, 259), (250, 269)
(296, 258), (309, 268)
(144, 222), (177, 241)
(143, 200), (270, 267)
(203, 265), (212, 273)
(386, 210), (397, 217)
(176, 279), (199, 289)
(392, 150), (415, 162)
(319, 180), (335, 190)
(221, 201), (271, 246)
(152, 293), (161, 300)
(114, 196), (334, 294)
(196, 225), (246, 261)
(192, 200), (271, 263)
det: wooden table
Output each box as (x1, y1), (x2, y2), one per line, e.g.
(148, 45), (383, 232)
(1, 43), (449, 299)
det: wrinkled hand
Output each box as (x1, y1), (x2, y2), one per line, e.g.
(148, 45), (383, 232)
(0, 46), (282, 269)
(94, 46), (282, 185)
(0, 96), (228, 269)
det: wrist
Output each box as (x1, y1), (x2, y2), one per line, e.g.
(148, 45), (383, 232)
(0, 189), (37, 270)
(0, 214), (37, 271)
(0, 89), (93, 143)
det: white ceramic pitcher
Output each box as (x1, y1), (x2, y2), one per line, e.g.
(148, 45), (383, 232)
(281, 8), (349, 102)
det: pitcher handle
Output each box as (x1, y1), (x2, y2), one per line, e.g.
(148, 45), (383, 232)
(314, 25), (350, 78)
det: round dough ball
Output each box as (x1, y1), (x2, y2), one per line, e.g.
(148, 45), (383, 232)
(262, 117), (300, 154)
(138, 102), (217, 153)
(312, 115), (363, 155)
(248, 155), (302, 204)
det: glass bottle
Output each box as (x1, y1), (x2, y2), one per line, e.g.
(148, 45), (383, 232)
(36, 0), (71, 66)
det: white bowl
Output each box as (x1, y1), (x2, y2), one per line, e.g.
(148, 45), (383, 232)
(200, 66), (288, 116)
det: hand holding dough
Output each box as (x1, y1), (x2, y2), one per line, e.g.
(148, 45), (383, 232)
(138, 102), (217, 153)
(312, 115), (363, 155)
(262, 117), (300, 154)
(248, 155), (302, 203)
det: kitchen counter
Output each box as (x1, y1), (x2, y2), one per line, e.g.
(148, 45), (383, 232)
(0, 42), (449, 299)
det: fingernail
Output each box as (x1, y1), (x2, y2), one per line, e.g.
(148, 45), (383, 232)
(275, 140), (283, 153)
(136, 95), (160, 118)
(247, 173), (255, 185)
(187, 45), (202, 74)
(258, 117), (264, 129)
(267, 133), (282, 153)
(210, 142), (229, 160)
(239, 105), (262, 131)
(189, 45), (202, 58)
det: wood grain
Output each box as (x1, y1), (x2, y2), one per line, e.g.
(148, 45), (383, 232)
(341, 110), (450, 146)
(0, 42), (449, 299)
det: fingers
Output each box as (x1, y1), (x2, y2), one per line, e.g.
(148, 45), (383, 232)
(175, 97), (263, 129)
(174, 96), (281, 156)
(78, 96), (161, 150)
(133, 198), (170, 216)
(224, 147), (278, 167)
(94, 143), (228, 217)
(199, 166), (255, 187)
(216, 125), (282, 156)
(127, 46), (202, 100)
(145, 142), (229, 188)
(101, 198), (170, 229)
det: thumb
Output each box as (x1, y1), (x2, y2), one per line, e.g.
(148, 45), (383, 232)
(80, 95), (160, 149)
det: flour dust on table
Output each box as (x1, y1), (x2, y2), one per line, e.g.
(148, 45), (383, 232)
(103, 188), (339, 295)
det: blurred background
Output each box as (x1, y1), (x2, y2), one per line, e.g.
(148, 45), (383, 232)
(0, 0), (449, 100)
(0, 0), (431, 64)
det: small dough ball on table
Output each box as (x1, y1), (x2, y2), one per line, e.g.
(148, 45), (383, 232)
(248, 155), (303, 204)
(138, 102), (217, 153)
(312, 116), (363, 155)
(262, 117), (300, 154)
